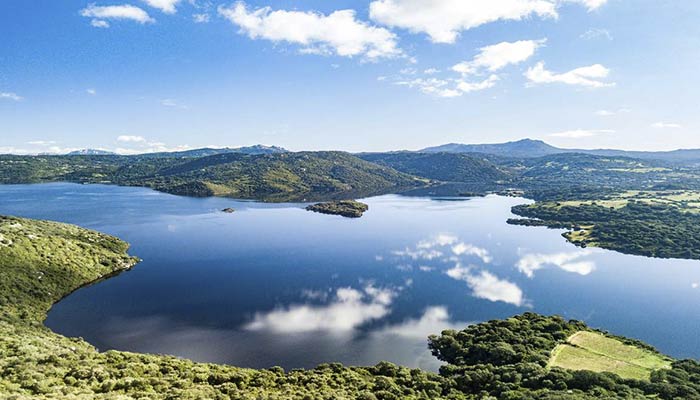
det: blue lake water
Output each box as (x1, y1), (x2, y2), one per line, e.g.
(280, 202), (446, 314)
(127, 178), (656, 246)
(1, 182), (700, 370)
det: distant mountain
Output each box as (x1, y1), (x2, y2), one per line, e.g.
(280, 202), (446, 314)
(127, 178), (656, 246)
(66, 149), (116, 156)
(141, 145), (288, 158)
(421, 139), (562, 158)
(420, 139), (700, 164)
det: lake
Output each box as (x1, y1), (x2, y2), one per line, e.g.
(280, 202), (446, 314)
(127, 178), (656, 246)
(1, 182), (699, 370)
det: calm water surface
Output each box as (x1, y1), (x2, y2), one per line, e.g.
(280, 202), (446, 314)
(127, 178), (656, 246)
(1, 183), (699, 370)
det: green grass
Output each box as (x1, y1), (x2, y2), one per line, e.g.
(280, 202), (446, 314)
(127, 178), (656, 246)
(549, 331), (672, 380)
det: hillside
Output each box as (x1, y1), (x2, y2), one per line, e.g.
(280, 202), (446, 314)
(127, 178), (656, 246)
(358, 152), (512, 183)
(121, 151), (424, 201)
(0, 152), (424, 202)
(139, 144), (288, 158)
(4, 215), (700, 399)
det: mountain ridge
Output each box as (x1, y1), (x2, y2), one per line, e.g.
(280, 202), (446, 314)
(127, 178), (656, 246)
(420, 138), (700, 162)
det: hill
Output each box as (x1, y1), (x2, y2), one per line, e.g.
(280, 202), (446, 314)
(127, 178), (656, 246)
(66, 149), (116, 156)
(0, 151), (424, 202)
(140, 151), (423, 201)
(140, 144), (288, 158)
(358, 152), (512, 183)
(421, 139), (563, 158)
(421, 139), (700, 164)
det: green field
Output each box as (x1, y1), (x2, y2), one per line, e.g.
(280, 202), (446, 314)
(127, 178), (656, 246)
(549, 331), (673, 380)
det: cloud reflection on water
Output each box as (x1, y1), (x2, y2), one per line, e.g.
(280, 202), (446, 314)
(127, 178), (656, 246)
(388, 233), (523, 306)
(516, 250), (596, 278)
(245, 285), (396, 333)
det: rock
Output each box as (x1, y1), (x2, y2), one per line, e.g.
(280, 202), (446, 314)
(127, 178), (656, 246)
(221, 208), (235, 213)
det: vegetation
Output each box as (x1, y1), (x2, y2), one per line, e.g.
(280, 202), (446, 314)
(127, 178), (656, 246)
(428, 313), (700, 399)
(359, 152), (511, 185)
(549, 332), (672, 380)
(306, 200), (369, 218)
(4, 216), (700, 399)
(0, 152), (424, 202)
(508, 190), (700, 260)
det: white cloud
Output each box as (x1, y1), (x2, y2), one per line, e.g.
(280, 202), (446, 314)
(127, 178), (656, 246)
(91, 19), (110, 28)
(550, 129), (615, 138)
(453, 39), (546, 75)
(516, 250), (595, 278)
(456, 75), (500, 93)
(160, 98), (188, 109)
(0, 92), (23, 101)
(394, 39), (539, 98)
(80, 4), (155, 26)
(375, 306), (466, 339)
(192, 13), (210, 23)
(563, 0), (608, 11)
(447, 265), (524, 306)
(525, 61), (614, 88)
(692, 282), (699, 289)
(86, 88), (97, 95)
(595, 108), (629, 116)
(580, 28), (612, 40)
(142, 0), (181, 14)
(395, 78), (460, 98)
(369, 0), (557, 44)
(117, 135), (147, 143)
(651, 122), (682, 129)
(395, 74), (498, 98)
(218, 2), (402, 60)
(244, 285), (395, 333)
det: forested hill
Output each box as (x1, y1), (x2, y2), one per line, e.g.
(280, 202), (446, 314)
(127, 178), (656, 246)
(358, 152), (512, 184)
(122, 151), (425, 201)
(0, 151), (424, 202)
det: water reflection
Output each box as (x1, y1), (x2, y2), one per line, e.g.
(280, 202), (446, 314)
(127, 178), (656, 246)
(245, 285), (397, 333)
(516, 250), (596, 277)
(446, 265), (525, 306)
(386, 233), (523, 306)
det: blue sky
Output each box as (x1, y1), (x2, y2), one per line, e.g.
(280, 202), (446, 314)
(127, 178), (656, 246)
(1, 0), (698, 154)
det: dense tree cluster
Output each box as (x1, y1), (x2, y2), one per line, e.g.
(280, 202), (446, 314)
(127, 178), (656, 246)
(510, 195), (700, 260)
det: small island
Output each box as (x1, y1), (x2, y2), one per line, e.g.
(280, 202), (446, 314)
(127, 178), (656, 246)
(305, 200), (369, 218)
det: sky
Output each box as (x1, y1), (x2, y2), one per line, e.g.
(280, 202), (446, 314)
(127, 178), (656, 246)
(1, 0), (699, 154)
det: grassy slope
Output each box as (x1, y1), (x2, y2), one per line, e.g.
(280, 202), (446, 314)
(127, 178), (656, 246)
(549, 332), (672, 380)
